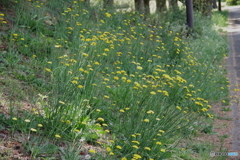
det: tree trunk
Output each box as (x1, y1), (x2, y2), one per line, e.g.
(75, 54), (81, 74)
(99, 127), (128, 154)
(135, 0), (141, 12)
(218, 0), (221, 11)
(169, 0), (178, 9)
(103, 0), (114, 9)
(204, 0), (212, 16)
(156, 0), (166, 12)
(212, 0), (217, 8)
(143, 0), (150, 14)
(186, 0), (194, 28)
(193, 0), (212, 16)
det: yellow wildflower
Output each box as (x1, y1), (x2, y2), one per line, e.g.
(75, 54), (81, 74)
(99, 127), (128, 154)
(201, 108), (208, 112)
(143, 119), (149, 122)
(71, 80), (78, 84)
(156, 141), (162, 145)
(97, 117), (104, 121)
(150, 91), (156, 95)
(59, 101), (65, 104)
(55, 134), (61, 138)
(45, 68), (51, 72)
(106, 147), (111, 152)
(133, 154), (142, 159)
(105, 13), (112, 17)
(147, 110), (154, 114)
(137, 66), (142, 70)
(144, 147), (151, 150)
(78, 85), (83, 88)
(132, 145), (139, 149)
(176, 106), (181, 110)
(159, 130), (165, 133)
(89, 149), (96, 153)
(25, 119), (30, 122)
(30, 128), (37, 132)
(131, 141), (140, 144)
(126, 79), (132, 83)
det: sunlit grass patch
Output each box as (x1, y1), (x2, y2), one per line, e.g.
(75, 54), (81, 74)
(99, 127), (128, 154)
(212, 10), (229, 27)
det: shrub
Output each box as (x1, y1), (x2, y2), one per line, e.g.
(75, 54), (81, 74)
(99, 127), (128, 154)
(226, 0), (238, 5)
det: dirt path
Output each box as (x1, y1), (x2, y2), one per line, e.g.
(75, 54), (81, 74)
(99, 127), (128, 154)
(227, 4), (240, 158)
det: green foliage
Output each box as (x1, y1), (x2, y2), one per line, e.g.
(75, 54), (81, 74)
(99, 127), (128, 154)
(22, 137), (59, 159)
(226, 0), (238, 5)
(221, 107), (232, 111)
(201, 125), (214, 134)
(221, 98), (230, 106)
(59, 146), (82, 160)
(212, 10), (229, 27)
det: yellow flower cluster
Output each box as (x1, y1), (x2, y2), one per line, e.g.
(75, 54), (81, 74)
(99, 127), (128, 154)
(15, 1), (225, 159)
(0, 13), (7, 24)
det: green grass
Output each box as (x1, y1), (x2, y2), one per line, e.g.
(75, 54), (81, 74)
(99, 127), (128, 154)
(0, 0), (230, 159)
(212, 10), (229, 27)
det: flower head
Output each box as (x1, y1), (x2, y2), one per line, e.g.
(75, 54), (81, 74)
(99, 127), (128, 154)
(143, 119), (149, 122)
(150, 91), (156, 95)
(137, 66), (142, 70)
(25, 119), (30, 122)
(144, 147), (151, 150)
(30, 128), (37, 132)
(89, 149), (96, 153)
(55, 134), (61, 138)
(38, 124), (43, 127)
(45, 68), (51, 72)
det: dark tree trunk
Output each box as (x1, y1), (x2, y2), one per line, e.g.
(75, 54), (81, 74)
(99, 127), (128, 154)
(218, 0), (221, 11)
(143, 0), (150, 14)
(193, 0), (212, 16)
(156, 0), (166, 12)
(213, 0), (217, 8)
(205, 0), (212, 16)
(186, 0), (194, 28)
(103, 0), (114, 9)
(135, 0), (142, 12)
(169, 0), (178, 9)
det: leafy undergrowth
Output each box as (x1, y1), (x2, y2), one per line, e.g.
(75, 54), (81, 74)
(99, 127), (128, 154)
(0, 0), (230, 159)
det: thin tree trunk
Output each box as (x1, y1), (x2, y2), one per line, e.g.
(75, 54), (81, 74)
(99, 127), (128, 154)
(186, 0), (194, 28)
(218, 0), (221, 11)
